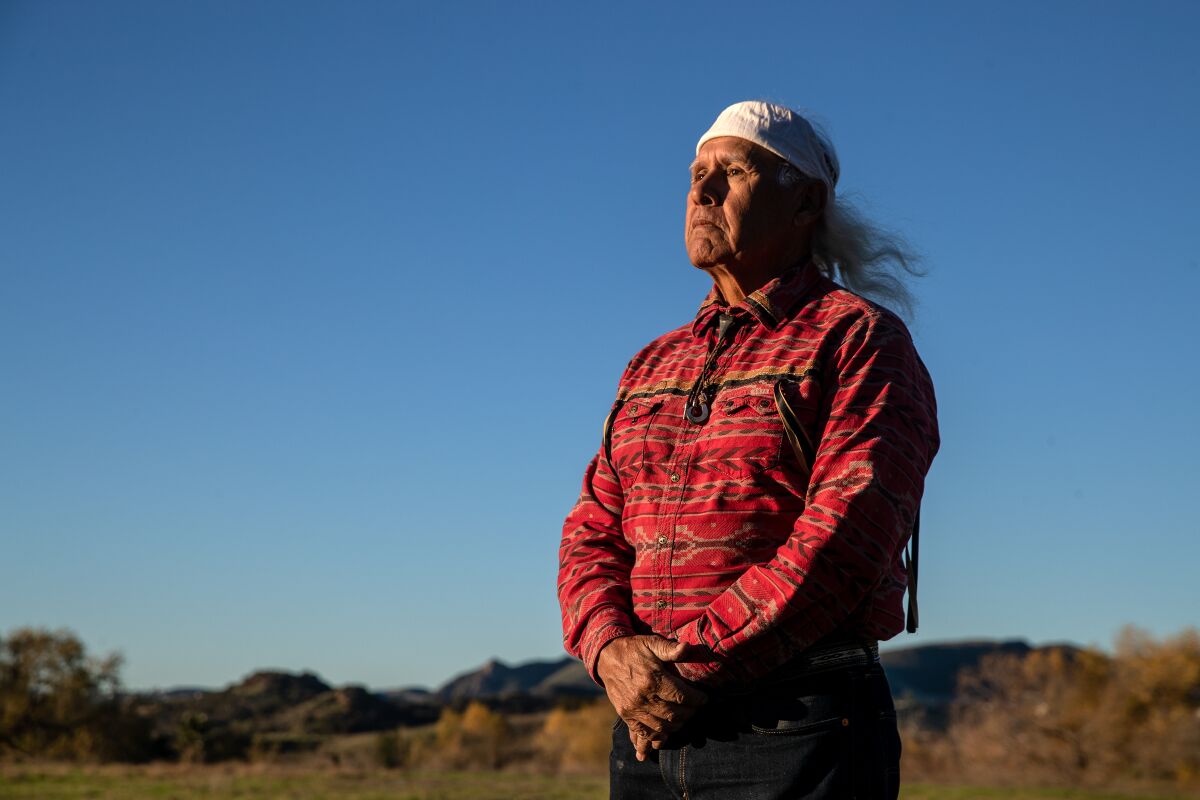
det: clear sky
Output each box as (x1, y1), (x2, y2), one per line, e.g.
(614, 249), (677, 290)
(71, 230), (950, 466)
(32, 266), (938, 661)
(2, 1), (1197, 691)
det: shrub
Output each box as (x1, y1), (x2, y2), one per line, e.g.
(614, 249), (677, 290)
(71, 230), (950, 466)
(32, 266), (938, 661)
(536, 699), (616, 774)
(374, 729), (405, 768)
(949, 625), (1200, 788)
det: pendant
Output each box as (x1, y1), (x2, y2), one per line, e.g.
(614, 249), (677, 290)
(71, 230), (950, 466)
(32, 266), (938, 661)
(684, 398), (710, 425)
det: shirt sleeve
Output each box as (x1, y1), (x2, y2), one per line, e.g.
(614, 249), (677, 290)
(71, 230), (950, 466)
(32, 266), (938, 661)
(557, 396), (638, 686)
(671, 310), (940, 686)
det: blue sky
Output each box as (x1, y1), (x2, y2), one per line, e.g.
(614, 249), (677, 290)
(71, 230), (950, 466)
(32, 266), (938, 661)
(2, 1), (1197, 691)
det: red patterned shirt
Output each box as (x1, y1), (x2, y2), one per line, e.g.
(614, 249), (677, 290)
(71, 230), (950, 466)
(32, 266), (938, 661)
(557, 261), (940, 688)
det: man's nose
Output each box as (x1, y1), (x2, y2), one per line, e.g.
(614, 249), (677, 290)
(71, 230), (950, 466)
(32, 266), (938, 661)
(689, 173), (722, 206)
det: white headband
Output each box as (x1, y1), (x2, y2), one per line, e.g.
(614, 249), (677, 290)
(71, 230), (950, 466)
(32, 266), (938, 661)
(696, 100), (840, 199)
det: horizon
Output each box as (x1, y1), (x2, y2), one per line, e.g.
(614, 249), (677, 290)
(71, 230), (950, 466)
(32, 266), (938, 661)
(4, 0), (1198, 690)
(91, 627), (1166, 694)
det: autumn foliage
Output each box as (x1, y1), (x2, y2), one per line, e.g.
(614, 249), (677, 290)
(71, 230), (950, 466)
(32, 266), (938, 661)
(911, 625), (1200, 789)
(535, 700), (616, 773)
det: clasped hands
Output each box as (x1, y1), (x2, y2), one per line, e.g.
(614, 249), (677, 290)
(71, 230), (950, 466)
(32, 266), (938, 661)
(595, 635), (711, 762)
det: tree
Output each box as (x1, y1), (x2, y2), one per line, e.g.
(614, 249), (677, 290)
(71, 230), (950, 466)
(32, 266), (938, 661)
(0, 627), (152, 761)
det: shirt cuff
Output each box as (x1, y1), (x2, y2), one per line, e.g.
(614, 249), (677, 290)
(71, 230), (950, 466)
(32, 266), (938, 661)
(580, 614), (637, 687)
(673, 659), (725, 685)
(673, 614), (716, 652)
(671, 617), (737, 687)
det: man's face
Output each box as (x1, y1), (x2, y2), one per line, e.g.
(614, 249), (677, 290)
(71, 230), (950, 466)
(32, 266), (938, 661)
(685, 136), (800, 275)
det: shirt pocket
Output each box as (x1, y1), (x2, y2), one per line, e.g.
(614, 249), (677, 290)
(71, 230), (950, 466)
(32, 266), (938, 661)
(696, 387), (783, 480)
(608, 397), (665, 484)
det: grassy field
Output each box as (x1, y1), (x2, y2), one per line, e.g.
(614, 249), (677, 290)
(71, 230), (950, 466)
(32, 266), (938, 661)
(0, 766), (603, 800)
(0, 766), (1195, 800)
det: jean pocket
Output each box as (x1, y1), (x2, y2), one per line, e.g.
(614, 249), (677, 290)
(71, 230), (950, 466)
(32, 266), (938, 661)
(748, 690), (850, 736)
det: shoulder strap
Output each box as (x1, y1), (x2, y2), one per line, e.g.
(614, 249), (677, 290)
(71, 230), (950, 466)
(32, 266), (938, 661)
(904, 509), (920, 633)
(601, 399), (623, 467)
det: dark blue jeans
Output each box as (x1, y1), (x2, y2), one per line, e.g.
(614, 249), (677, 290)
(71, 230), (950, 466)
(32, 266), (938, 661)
(610, 663), (900, 799)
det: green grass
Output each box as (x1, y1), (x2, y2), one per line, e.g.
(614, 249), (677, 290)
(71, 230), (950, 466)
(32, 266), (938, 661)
(0, 767), (1191, 800)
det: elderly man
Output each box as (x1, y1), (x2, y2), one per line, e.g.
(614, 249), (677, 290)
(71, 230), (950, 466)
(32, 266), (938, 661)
(557, 101), (939, 799)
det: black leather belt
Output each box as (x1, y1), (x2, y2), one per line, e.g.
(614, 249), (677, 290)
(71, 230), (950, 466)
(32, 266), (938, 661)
(721, 638), (880, 696)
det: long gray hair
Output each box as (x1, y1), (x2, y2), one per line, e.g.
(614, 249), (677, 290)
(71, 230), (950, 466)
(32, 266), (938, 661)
(780, 164), (923, 318)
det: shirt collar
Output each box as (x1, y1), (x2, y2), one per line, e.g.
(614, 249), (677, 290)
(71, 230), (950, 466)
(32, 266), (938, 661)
(690, 260), (821, 339)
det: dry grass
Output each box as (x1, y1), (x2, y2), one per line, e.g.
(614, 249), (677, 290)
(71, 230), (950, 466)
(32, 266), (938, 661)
(0, 762), (607, 799)
(2, 764), (1197, 800)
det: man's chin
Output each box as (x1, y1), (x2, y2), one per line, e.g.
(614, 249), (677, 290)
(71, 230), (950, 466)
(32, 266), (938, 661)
(686, 242), (730, 272)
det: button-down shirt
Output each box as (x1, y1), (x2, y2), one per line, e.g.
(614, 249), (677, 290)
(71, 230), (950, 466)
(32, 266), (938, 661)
(557, 261), (940, 688)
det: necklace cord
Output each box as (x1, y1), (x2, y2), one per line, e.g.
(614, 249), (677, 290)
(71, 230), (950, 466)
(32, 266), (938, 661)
(684, 313), (740, 424)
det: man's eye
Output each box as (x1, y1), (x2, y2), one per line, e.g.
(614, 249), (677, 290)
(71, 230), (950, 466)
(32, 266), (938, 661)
(691, 171), (706, 183)
(727, 167), (743, 176)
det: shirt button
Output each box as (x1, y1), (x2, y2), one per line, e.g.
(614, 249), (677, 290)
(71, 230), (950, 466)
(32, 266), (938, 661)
(657, 535), (668, 546)
(669, 472), (680, 483)
(656, 600), (668, 609)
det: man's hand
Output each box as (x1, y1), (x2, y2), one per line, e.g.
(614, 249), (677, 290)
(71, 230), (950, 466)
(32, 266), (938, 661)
(596, 635), (710, 762)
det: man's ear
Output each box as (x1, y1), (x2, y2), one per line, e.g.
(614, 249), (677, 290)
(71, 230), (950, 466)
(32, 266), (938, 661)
(793, 180), (828, 225)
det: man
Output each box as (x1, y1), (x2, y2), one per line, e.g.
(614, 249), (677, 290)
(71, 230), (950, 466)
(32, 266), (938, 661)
(557, 100), (939, 799)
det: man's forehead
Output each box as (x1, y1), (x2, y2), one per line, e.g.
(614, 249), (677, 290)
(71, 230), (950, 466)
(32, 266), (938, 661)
(690, 137), (781, 169)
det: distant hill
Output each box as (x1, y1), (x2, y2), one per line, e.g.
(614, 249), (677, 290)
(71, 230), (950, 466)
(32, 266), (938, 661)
(880, 639), (1035, 705)
(528, 659), (597, 697)
(226, 670), (332, 714)
(435, 657), (600, 703)
(377, 686), (439, 706)
(131, 669), (440, 757)
(272, 685), (423, 734)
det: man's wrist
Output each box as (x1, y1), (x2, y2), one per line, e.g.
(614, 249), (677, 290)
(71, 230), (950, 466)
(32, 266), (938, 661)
(585, 626), (635, 687)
